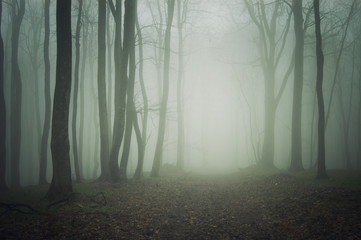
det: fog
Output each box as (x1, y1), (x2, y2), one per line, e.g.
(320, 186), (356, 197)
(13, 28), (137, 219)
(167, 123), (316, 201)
(1, 0), (360, 187)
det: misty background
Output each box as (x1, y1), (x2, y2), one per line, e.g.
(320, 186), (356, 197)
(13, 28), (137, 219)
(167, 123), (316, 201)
(1, 0), (360, 186)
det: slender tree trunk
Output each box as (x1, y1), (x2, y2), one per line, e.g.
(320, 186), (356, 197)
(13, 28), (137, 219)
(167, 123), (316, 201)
(260, 73), (276, 167)
(290, 0), (304, 171)
(120, 0), (137, 180)
(358, 43), (361, 170)
(119, 0), (136, 180)
(10, 0), (25, 188)
(314, 0), (327, 179)
(338, 45), (355, 170)
(151, 0), (175, 177)
(97, 0), (110, 181)
(106, 4), (114, 142)
(39, 0), (51, 185)
(78, 2), (90, 180)
(176, 0), (185, 171)
(134, 12), (148, 179)
(46, 0), (73, 200)
(109, 0), (135, 182)
(0, 0), (7, 191)
(71, 0), (83, 183)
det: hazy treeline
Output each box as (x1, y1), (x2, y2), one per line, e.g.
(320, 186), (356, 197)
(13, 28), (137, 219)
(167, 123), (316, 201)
(0, 0), (360, 191)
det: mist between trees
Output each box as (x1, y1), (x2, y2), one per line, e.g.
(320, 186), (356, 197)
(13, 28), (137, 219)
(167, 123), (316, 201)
(0, 0), (360, 197)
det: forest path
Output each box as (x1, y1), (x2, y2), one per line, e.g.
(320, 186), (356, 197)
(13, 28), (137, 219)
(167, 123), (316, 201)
(1, 171), (361, 239)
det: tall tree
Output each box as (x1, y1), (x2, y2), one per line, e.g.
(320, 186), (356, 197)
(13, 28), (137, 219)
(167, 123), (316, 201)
(290, 0), (304, 171)
(0, 0), (7, 191)
(151, 0), (176, 177)
(71, 0), (83, 183)
(176, 0), (187, 171)
(134, 8), (148, 179)
(97, 0), (110, 181)
(108, 0), (125, 182)
(243, 0), (294, 167)
(45, 0), (73, 200)
(119, 0), (137, 180)
(10, 0), (25, 188)
(109, 0), (134, 182)
(39, 0), (51, 185)
(314, 0), (327, 179)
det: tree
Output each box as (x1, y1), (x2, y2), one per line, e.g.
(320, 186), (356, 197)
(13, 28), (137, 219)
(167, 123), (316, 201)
(39, 0), (51, 185)
(289, 0), (304, 171)
(151, 0), (175, 177)
(45, 0), (73, 200)
(108, 0), (126, 182)
(133, 8), (148, 179)
(10, 0), (25, 188)
(314, 0), (327, 179)
(119, 0), (137, 180)
(71, 0), (83, 183)
(97, 0), (110, 181)
(0, 0), (7, 191)
(243, 0), (294, 167)
(176, 0), (188, 171)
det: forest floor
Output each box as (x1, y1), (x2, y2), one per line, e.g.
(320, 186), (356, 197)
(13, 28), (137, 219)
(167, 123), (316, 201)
(1, 166), (361, 239)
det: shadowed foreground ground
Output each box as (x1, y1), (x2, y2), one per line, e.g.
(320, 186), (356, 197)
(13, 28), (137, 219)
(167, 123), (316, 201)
(1, 169), (361, 239)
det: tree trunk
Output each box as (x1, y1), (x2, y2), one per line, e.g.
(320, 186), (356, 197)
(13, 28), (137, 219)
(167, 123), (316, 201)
(97, 0), (110, 181)
(0, 0), (7, 191)
(108, 0), (126, 182)
(78, 1), (90, 180)
(10, 0), (25, 188)
(39, 0), (51, 185)
(45, 0), (73, 200)
(119, 0), (136, 180)
(151, 0), (175, 177)
(290, 0), (304, 171)
(176, 0), (185, 171)
(314, 0), (327, 179)
(134, 11), (148, 179)
(71, 0), (83, 183)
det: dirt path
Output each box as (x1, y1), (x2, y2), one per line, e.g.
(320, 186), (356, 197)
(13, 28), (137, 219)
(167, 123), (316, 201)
(1, 173), (361, 239)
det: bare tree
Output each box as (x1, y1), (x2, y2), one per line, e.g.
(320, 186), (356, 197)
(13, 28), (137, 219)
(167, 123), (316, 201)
(314, 0), (327, 179)
(151, 0), (175, 177)
(109, 0), (135, 182)
(0, 0), (7, 191)
(133, 7), (148, 179)
(97, 0), (110, 181)
(45, 0), (73, 200)
(10, 0), (25, 188)
(119, 0), (137, 180)
(39, 0), (51, 185)
(71, 0), (83, 183)
(243, 0), (294, 167)
(289, 0), (304, 171)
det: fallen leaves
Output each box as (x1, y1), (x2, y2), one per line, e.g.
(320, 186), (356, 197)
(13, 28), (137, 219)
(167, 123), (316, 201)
(0, 173), (361, 239)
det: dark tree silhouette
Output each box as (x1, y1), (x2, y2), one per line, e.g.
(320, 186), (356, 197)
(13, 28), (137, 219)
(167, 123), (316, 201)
(10, 0), (25, 188)
(133, 10), (148, 179)
(151, 0), (176, 177)
(119, 0), (137, 180)
(109, 0), (134, 182)
(290, 0), (304, 171)
(97, 0), (110, 181)
(0, 0), (7, 191)
(39, 0), (51, 185)
(46, 0), (73, 200)
(314, 0), (327, 179)
(72, 0), (83, 183)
